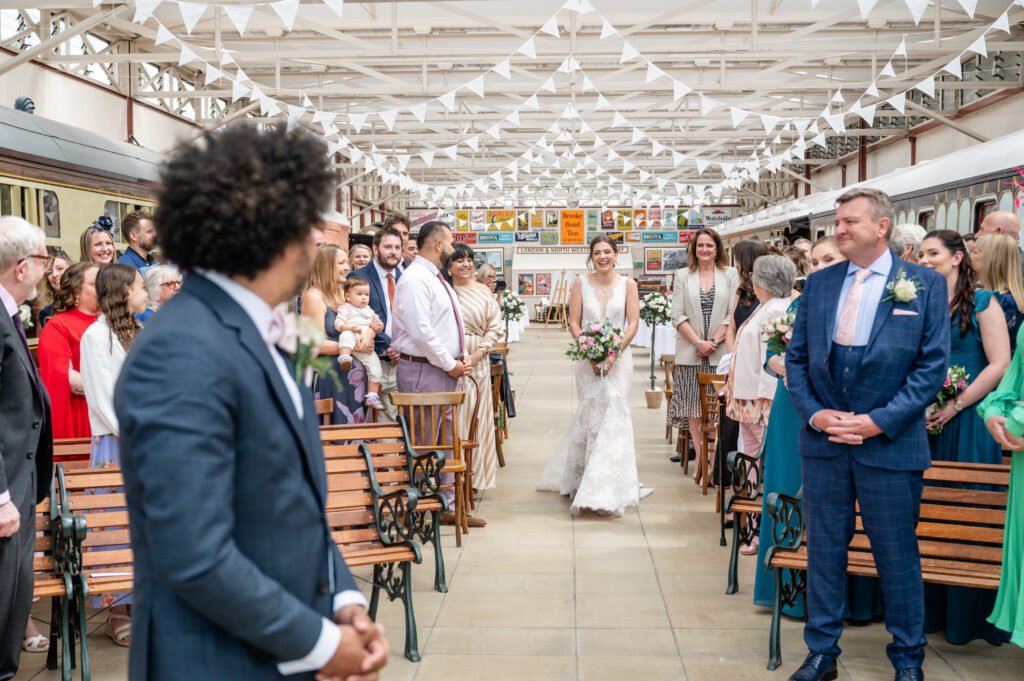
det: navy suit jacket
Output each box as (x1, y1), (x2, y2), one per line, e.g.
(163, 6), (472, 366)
(350, 262), (399, 358)
(115, 273), (358, 680)
(787, 255), (950, 471)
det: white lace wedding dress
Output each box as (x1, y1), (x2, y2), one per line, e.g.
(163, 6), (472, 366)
(537, 275), (640, 515)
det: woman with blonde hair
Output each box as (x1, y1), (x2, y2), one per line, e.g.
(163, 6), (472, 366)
(349, 243), (372, 270)
(978, 233), (1024, 353)
(475, 263), (498, 294)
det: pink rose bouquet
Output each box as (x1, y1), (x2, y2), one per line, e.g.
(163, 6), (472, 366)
(566, 319), (625, 376)
(925, 365), (969, 435)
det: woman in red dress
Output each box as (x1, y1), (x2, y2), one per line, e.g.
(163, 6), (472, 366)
(38, 261), (99, 438)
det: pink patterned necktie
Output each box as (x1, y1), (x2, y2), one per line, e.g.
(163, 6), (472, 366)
(835, 268), (873, 345)
(437, 273), (467, 357)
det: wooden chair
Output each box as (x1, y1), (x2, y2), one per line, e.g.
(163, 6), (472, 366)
(314, 398), (334, 425)
(661, 354), (675, 444)
(489, 362), (506, 467)
(695, 372), (726, 498)
(460, 377), (483, 510)
(388, 391), (471, 546)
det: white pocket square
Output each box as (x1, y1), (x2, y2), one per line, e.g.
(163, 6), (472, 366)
(893, 309), (918, 316)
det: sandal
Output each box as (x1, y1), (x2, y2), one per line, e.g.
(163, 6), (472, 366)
(107, 613), (131, 647)
(23, 634), (49, 653)
(740, 542), (759, 556)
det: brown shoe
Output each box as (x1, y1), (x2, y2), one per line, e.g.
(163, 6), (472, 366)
(439, 512), (457, 525)
(466, 516), (487, 528)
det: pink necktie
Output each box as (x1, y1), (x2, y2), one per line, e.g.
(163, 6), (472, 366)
(437, 273), (466, 357)
(835, 268), (873, 346)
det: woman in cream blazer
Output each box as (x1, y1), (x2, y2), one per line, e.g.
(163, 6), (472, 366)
(668, 229), (739, 479)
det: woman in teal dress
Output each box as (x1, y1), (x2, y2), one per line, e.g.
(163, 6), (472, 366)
(979, 322), (1024, 647)
(918, 230), (1012, 645)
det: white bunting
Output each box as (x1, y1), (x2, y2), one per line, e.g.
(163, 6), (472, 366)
(886, 93), (906, 113)
(600, 18), (617, 40)
(695, 158), (709, 175)
(858, 104), (876, 126)
(993, 11), (1011, 34)
(493, 59), (511, 80)
(631, 127), (645, 144)
(222, 4), (254, 35)
(179, 2), (207, 34)
(595, 94), (610, 110)
(657, 178), (668, 191)
(271, 0), (300, 31)
(699, 96), (718, 116)
(824, 113), (846, 134)
(866, 82), (880, 97)
(523, 94), (540, 110)
(857, 0), (878, 19)
(956, 0), (977, 18)
(485, 124), (501, 140)
(645, 62), (666, 83)
(942, 56), (962, 79)
(441, 145), (458, 161)
(718, 161), (735, 176)
(730, 107), (749, 128)
(539, 16), (560, 38)
(673, 79), (692, 102)
(832, 88), (845, 104)
(178, 44), (200, 66)
(606, 148), (620, 162)
(133, 0), (163, 25)
(966, 35), (987, 57)
(582, 74), (596, 92)
(879, 59), (896, 78)
(505, 109), (521, 125)
(810, 132), (827, 148)
(349, 147), (362, 163)
(651, 139), (665, 156)
(913, 75), (935, 98)
(420, 150), (435, 167)
(410, 102), (427, 122)
(348, 112), (367, 133)
(258, 95), (279, 117)
(221, 50), (236, 66)
(465, 75), (485, 97)
(761, 114), (780, 134)
(894, 36), (907, 58)
(622, 160), (635, 174)
(325, 140), (342, 157)
(540, 77), (557, 93)
(466, 135), (480, 152)
(671, 150), (685, 167)
(204, 65), (222, 86)
(620, 41), (640, 64)
(592, 135), (606, 149)
(286, 104), (304, 131)
(438, 90), (457, 111)
(378, 110), (398, 131)
(556, 58), (571, 74)
(314, 110), (337, 128)
(155, 23), (174, 45)
(579, 120), (592, 135)
(905, 0), (928, 24)
(612, 111), (628, 127)
(231, 78), (250, 102)
(323, 0), (345, 18)
(516, 38), (536, 60)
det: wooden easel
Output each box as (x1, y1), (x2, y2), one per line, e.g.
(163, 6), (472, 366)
(544, 269), (568, 330)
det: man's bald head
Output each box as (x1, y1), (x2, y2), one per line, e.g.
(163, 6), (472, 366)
(977, 211), (1021, 242)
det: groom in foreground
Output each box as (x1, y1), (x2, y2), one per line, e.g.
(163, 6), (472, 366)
(115, 126), (387, 680)
(786, 188), (949, 681)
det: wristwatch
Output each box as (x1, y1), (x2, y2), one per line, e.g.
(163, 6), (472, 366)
(953, 399), (965, 412)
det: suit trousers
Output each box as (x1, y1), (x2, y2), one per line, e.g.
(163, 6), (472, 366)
(396, 360), (458, 506)
(376, 359), (399, 422)
(802, 453), (926, 669)
(0, 472), (36, 680)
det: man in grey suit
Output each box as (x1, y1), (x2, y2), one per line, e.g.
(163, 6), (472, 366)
(0, 217), (53, 680)
(115, 126), (387, 680)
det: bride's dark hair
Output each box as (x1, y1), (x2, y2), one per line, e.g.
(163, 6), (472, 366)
(587, 235), (617, 270)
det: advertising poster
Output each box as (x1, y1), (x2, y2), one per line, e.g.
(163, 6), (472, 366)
(688, 208), (703, 227)
(478, 232), (514, 243)
(624, 232), (642, 243)
(615, 209), (633, 229)
(675, 209), (691, 229)
(453, 232), (477, 244)
(545, 210), (560, 229)
(646, 248), (663, 272)
(585, 209), (600, 229)
(648, 207), (662, 228)
(661, 248), (688, 271)
(410, 210), (438, 229)
(470, 210), (486, 231)
(678, 232), (693, 244)
(530, 211), (544, 228)
(514, 232), (540, 242)
(634, 209), (647, 229)
(436, 211), (456, 228)
(642, 231), (677, 242)
(518, 274), (535, 295)
(535, 274), (552, 296)
(588, 231), (624, 244)
(702, 207), (732, 226)
(662, 207), (675, 227)
(560, 210), (585, 245)
(456, 210), (470, 232)
(601, 210), (615, 229)
(517, 211), (530, 230)
(540, 232), (559, 245)
(474, 248), (503, 273)
(486, 210), (516, 231)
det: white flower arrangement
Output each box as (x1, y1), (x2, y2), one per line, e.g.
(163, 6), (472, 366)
(638, 293), (671, 325)
(500, 291), (526, 322)
(18, 304), (33, 330)
(882, 268), (923, 303)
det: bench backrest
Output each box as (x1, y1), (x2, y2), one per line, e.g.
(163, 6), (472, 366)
(60, 467), (133, 588)
(388, 391), (466, 465)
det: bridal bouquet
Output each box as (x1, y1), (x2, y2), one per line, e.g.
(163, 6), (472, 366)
(566, 320), (624, 376)
(925, 365), (969, 435)
(762, 310), (797, 355)
(499, 291), (526, 322)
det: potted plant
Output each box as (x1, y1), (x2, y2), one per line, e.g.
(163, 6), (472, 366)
(638, 292), (671, 408)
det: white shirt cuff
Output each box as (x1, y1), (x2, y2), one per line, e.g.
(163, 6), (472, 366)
(809, 410), (822, 432)
(277, 618), (340, 675)
(0, 490), (9, 506)
(333, 589), (369, 613)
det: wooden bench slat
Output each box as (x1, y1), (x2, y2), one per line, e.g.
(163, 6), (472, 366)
(65, 493), (128, 511)
(920, 487), (1008, 507)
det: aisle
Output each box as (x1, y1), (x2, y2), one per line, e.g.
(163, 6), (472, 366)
(15, 331), (1024, 681)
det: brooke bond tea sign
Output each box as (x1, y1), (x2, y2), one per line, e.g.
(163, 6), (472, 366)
(560, 210), (585, 245)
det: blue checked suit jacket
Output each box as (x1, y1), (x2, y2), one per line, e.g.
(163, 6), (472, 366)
(786, 255), (950, 471)
(351, 263), (400, 358)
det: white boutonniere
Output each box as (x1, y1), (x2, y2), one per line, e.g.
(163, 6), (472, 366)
(269, 305), (340, 390)
(17, 304), (33, 329)
(881, 268), (923, 303)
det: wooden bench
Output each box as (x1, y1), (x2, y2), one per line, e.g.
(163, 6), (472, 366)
(763, 460), (1011, 671)
(53, 438), (91, 469)
(724, 443), (766, 593)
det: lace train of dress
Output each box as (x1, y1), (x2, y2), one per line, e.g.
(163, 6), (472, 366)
(537, 276), (640, 515)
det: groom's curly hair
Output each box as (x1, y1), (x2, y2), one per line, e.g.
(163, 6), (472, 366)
(155, 125), (334, 279)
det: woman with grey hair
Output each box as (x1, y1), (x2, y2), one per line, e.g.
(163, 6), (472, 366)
(137, 265), (181, 323)
(724, 255), (796, 459)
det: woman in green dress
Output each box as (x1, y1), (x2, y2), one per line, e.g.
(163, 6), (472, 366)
(979, 321), (1024, 647)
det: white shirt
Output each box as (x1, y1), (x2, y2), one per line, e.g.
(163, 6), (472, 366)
(391, 256), (465, 371)
(371, 259), (396, 337)
(200, 271), (367, 674)
(79, 315), (126, 437)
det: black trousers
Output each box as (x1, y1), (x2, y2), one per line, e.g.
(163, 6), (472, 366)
(0, 482), (36, 680)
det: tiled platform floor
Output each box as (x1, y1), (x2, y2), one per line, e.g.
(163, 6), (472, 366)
(15, 327), (1024, 680)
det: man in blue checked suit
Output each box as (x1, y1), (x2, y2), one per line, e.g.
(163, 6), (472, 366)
(786, 188), (950, 681)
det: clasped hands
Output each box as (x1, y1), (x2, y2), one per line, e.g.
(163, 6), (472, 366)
(695, 338), (719, 358)
(812, 409), (881, 445)
(317, 604), (388, 681)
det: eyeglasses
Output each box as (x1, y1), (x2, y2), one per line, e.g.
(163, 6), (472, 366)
(21, 254), (54, 268)
(161, 280), (183, 290)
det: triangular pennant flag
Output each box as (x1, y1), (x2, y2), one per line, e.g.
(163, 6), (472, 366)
(556, 58), (571, 74)
(956, 0), (977, 19)
(718, 161), (735, 176)
(620, 41), (640, 64)
(824, 113), (846, 134)
(761, 114), (780, 134)
(378, 109), (398, 131)
(886, 93), (906, 113)
(493, 58), (511, 80)
(857, 0), (878, 20)
(286, 104), (304, 131)
(410, 102), (427, 122)
(631, 127), (645, 144)
(905, 0), (927, 24)
(323, 0), (344, 18)
(523, 94), (540, 110)
(271, 0), (300, 31)
(966, 35), (987, 57)
(595, 94), (610, 110)
(579, 120), (592, 135)
(699, 96), (718, 116)
(438, 90), (457, 111)
(155, 23), (174, 45)
(993, 11), (1011, 34)
(832, 88), (845, 104)
(179, 2), (207, 34)
(942, 56), (962, 79)
(178, 44), (200, 66)
(466, 135), (479, 152)
(622, 160), (635, 174)
(651, 139), (664, 156)
(258, 95), (280, 117)
(348, 112), (367, 133)
(600, 18), (616, 40)
(913, 75), (935, 98)
(349, 147), (363, 163)
(231, 78), (250, 102)
(505, 109), (521, 125)
(730, 107), (749, 128)
(540, 77), (556, 93)
(612, 111), (628, 127)
(581, 74), (596, 92)
(516, 37), (536, 60)
(539, 16), (560, 38)
(671, 150), (685, 167)
(695, 158), (709, 175)
(645, 62), (666, 83)
(894, 36), (907, 58)
(314, 110), (337, 128)
(606, 148), (620, 162)
(223, 4), (254, 35)
(204, 64), (222, 86)
(858, 104), (876, 126)
(673, 79), (692, 102)
(420, 150), (435, 167)
(810, 132), (827, 148)
(220, 50), (236, 66)
(866, 82), (880, 97)
(465, 75), (485, 97)
(133, 0), (163, 25)
(485, 124), (501, 140)
(592, 135), (606, 149)
(441, 145), (458, 161)
(880, 59), (896, 78)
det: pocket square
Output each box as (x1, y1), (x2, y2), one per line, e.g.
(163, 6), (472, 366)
(893, 309), (918, 316)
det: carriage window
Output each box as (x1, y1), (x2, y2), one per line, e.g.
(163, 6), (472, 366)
(0, 184), (11, 217)
(1016, 191), (1024, 224)
(936, 204), (946, 231)
(999, 191), (1014, 213)
(918, 209), (935, 231)
(896, 211), (906, 225)
(959, 200), (971, 235)
(39, 190), (60, 238)
(945, 202), (958, 231)
(104, 201), (123, 241)
(974, 199), (997, 232)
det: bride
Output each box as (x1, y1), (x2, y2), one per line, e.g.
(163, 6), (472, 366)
(538, 235), (644, 516)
